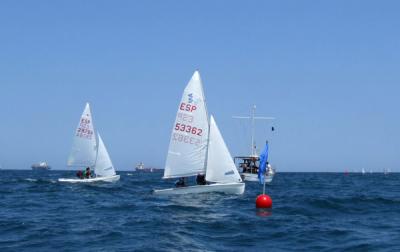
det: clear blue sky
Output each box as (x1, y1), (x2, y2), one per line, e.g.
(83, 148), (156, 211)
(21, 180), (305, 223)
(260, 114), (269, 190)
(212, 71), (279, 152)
(0, 1), (399, 172)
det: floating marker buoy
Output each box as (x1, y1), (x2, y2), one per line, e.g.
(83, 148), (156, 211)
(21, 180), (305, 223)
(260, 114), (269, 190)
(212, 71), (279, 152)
(256, 194), (272, 208)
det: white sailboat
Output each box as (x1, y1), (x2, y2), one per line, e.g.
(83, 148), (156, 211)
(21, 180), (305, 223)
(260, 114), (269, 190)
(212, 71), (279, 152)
(58, 103), (120, 183)
(154, 71), (245, 195)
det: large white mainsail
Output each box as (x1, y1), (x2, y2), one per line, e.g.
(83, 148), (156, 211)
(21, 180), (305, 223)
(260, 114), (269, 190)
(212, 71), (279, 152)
(163, 71), (209, 179)
(206, 115), (243, 183)
(94, 133), (116, 177)
(67, 103), (97, 167)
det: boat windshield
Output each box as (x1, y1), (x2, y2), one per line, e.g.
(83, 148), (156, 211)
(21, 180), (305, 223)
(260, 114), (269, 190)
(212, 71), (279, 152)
(235, 157), (260, 175)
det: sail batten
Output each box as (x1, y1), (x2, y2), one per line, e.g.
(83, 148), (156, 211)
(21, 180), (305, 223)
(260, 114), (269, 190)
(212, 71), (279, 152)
(163, 71), (209, 178)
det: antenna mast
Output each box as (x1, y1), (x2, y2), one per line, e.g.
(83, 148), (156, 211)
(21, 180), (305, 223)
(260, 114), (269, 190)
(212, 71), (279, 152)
(233, 105), (275, 157)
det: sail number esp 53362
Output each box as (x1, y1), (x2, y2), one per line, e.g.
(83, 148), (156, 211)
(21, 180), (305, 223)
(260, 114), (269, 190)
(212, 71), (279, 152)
(174, 123), (203, 136)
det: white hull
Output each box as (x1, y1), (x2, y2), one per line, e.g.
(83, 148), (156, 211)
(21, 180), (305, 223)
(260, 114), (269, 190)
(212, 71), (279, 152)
(32, 162), (51, 170)
(58, 175), (120, 183)
(153, 182), (245, 195)
(31, 166), (51, 171)
(242, 172), (274, 183)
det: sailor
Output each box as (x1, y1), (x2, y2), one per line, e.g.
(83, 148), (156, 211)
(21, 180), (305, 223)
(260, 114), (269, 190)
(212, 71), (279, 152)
(241, 163), (248, 173)
(252, 164), (258, 174)
(175, 177), (186, 187)
(84, 167), (91, 179)
(76, 170), (83, 179)
(196, 174), (206, 185)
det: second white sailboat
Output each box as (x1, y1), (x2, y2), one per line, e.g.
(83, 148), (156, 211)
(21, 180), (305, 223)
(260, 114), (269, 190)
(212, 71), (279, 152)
(59, 103), (120, 183)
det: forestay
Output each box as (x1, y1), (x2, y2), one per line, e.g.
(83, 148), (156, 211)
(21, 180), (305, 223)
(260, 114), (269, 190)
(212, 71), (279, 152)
(206, 116), (242, 183)
(67, 103), (97, 167)
(163, 71), (209, 179)
(94, 133), (116, 177)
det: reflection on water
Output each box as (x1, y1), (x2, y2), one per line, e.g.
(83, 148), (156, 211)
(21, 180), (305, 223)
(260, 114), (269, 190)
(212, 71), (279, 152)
(256, 208), (272, 217)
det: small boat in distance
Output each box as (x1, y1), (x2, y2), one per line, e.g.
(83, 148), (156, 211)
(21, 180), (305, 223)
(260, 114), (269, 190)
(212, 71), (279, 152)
(58, 103), (120, 183)
(136, 162), (145, 171)
(134, 162), (162, 172)
(233, 105), (275, 183)
(153, 70), (244, 195)
(31, 162), (51, 170)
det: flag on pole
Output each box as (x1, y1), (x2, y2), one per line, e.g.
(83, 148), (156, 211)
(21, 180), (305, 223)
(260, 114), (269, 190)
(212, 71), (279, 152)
(258, 141), (269, 184)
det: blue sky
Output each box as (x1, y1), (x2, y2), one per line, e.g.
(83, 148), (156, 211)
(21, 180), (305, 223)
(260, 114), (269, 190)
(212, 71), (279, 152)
(0, 1), (399, 171)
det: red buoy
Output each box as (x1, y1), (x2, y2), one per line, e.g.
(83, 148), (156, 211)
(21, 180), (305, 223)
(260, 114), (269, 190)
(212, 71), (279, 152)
(256, 194), (272, 208)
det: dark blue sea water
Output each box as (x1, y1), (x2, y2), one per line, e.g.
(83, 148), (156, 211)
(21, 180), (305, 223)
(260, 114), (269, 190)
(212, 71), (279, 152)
(0, 170), (399, 251)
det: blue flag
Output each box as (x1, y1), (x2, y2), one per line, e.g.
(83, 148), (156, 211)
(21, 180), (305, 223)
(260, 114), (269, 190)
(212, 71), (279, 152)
(258, 142), (269, 184)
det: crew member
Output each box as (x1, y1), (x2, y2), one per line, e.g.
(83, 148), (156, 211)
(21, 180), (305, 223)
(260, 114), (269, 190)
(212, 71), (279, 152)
(196, 174), (206, 185)
(175, 177), (186, 187)
(84, 167), (91, 179)
(76, 170), (83, 179)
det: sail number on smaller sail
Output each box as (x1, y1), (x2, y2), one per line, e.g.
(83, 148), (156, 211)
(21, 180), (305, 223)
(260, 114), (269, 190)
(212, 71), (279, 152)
(76, 118), (94, 140)
(172, 97), (204, 146)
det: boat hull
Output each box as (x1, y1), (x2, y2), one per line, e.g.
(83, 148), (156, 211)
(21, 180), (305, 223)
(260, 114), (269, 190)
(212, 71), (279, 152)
(153, 182), (245, 195)
(31, 166), (51, 171)
(135, 168), (162, 172)
(242, 172), (274, 183)
(58, 175), (120, 183)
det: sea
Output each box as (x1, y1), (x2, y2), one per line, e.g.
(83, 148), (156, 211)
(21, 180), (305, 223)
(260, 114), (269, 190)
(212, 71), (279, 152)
(0, 170), (399, 252)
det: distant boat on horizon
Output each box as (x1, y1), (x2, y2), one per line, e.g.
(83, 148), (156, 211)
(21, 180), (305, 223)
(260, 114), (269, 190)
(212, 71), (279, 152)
(31, 162), (51, 170)
(135, 162), (145, 171)
(134, 162), (162, 172)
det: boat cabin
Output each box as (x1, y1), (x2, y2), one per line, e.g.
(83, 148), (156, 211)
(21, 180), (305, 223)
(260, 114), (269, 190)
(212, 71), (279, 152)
(234, 156), (260, 174)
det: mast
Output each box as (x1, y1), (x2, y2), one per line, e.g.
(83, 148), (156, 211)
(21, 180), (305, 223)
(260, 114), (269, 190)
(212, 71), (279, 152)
(198, 70), (210, 173)
(93, 133), (99, 177)
(90, 103), (99, 176)
(251, 105), (256, 156)
(233, 105), (275, 157)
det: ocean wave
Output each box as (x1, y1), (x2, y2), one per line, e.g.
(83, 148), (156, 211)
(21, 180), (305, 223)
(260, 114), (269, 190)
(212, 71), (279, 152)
(0, 171), (399, 251)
